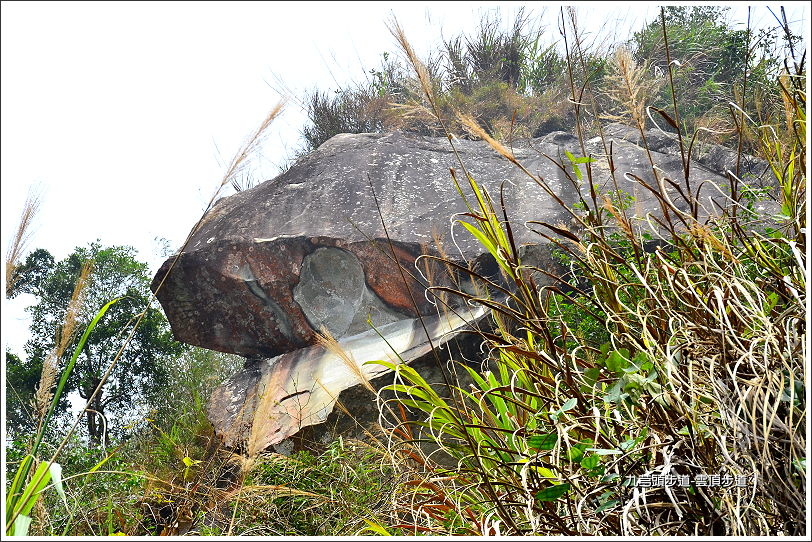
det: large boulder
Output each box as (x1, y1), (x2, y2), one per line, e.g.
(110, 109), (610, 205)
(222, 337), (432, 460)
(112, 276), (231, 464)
(151, 126), (772, 450)
(208, 305), (486, 455)
(152, 127), (770, 357)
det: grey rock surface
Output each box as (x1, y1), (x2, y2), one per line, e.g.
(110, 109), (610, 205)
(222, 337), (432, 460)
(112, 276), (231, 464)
(207, 305), (486, 453)
(602, 124), (770, 183)
(152, 124), (775, 453)
(153, 125), (772, 358)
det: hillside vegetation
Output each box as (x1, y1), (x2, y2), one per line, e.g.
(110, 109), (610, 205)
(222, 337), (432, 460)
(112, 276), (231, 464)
(5, 6), (806, 536)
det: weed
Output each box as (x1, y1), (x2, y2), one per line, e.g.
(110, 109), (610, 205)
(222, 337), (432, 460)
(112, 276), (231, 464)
(376, 7), (806, 536)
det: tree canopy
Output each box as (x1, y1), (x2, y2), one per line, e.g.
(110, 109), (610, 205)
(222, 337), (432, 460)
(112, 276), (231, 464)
(6, 242), (186, 446)
(630, 6), (793, 137)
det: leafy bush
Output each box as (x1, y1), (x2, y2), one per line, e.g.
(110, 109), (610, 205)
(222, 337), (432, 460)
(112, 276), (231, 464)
(299, 9), (576, 153)
(375, 9), (806, 535)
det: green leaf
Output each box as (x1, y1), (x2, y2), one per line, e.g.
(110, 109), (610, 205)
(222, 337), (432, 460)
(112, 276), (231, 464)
(18, 461), (52, 517)
(12, 515), (32, 537)
(531, 466), (557, 478)
(619, 437), (638, 451)
(6, 454), (34, 535)
(536, 483), (571, 502)
(462, 364), (490, 392)
(624, 373), (646, 390)
(604, 379), (626, 402)
(459, 220), (513, 277)
(89, 448), (119, 474)
(583, 367), (601, 387)
(6, 455), (34, 520)
(581, 455), (600, 469)
(528, 433), (558, 451)
(550, 397), (577, 421)
(365, 359), (398, 371)
(606, 350), (630, 373)
(16, 460), (52, 518)
(49, 462), (67, 509)
(565, 151), (584, 181)
(632, 351), (652, 372)
(182, 457), (200, 468)
(588, 448), (622, 455)
(595, 499), (619, 513)
(360, 518), (392, 536)
(567, 444), (588, 463)
(460, 221), (496, 255)
(33, 297), (121, 458)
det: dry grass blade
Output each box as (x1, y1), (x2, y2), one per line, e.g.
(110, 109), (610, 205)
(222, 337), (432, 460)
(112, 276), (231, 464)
(221, 101), (285, 190)
(5, 187), (41, 297)
(316, 327), (375, 393)
(35, 260), (93, 423)
(603, 47), (662, 130)
(192, 101), (286, 233)
(33, 354), (58, 421)
(388, 19), (437, 115)
(56, 260), (94, 358)
(458, 114), (516, 162)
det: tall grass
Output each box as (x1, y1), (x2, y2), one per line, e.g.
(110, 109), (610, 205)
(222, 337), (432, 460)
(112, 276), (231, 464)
(374, 8), (806, 536)
(5, 188), (40, 298)
(5, 270), (118, 535)
(5, 103), (285, 536)
(3, 7), (805, 537)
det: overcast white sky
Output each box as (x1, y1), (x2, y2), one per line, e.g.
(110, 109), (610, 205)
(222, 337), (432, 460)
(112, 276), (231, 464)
(1, 1), (808, 358)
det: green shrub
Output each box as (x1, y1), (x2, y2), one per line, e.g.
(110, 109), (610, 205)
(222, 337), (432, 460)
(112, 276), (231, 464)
(376, 9), (806, 535)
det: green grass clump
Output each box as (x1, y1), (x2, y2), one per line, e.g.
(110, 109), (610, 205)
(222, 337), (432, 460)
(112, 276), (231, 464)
(372, 7), (806, 536)
(4, 6), (805, 538)
(222, 439), (397, 536)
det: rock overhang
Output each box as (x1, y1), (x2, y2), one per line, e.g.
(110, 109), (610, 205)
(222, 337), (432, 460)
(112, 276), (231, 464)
(153, 128), (770, 357)
(150, 126), (774, 449)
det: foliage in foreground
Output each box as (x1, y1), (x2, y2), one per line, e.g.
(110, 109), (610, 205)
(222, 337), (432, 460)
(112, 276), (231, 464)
(4, 6), (806, 538)
(6, 243), (184, 446)
(5, 347), (243, 536)
(371, 9), (806, 536)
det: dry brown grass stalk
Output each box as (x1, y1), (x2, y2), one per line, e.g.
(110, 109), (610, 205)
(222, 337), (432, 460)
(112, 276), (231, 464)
(193, 102), (286, 232)
(458, 113), (516, 162)
(5, 187), (41, 297)
(603, 47), (662, 130)
(57, 260), (94, 356)
(602, 197), (634, 240)
(388, 20), (437, 116)
(316, 327), (375, 393)
(34, 260), (93, 427)
(221, 102), (285, 190)
(32, 354), (58, 421)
